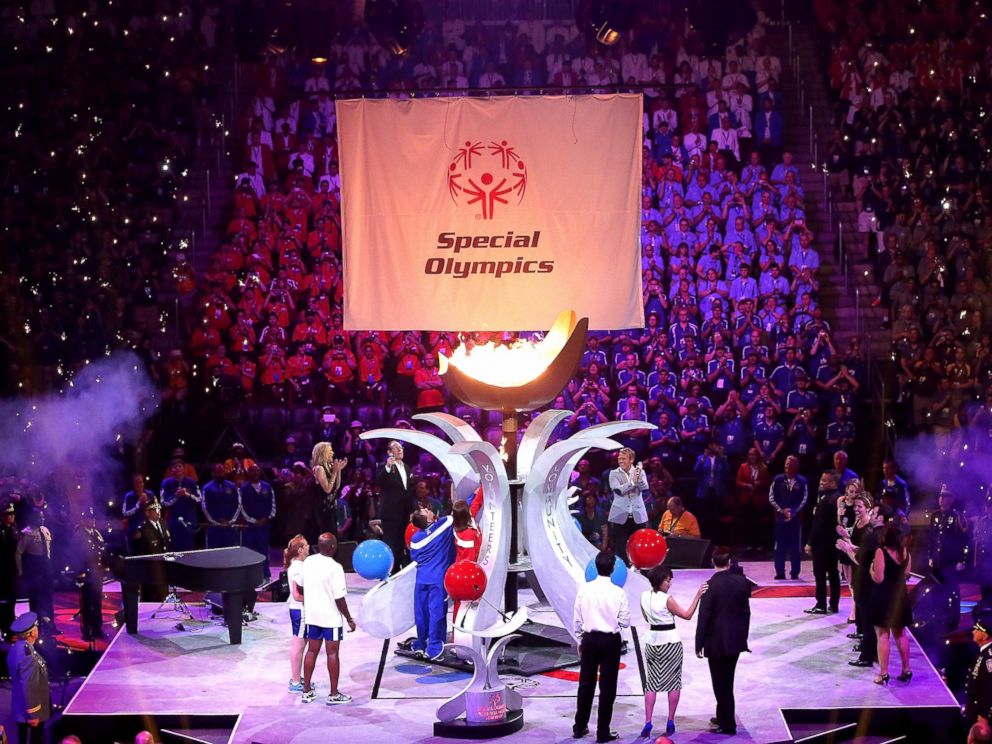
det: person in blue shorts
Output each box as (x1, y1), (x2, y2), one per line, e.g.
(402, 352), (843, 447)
(284, 534), (309, 693)
(299, 533), (356, 705)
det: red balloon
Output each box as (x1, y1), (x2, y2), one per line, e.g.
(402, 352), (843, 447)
(627, 529), (668, 570)
(444, 560), (488, 602)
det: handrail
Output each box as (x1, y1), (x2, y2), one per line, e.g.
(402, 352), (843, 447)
(787, 16), (893, 462)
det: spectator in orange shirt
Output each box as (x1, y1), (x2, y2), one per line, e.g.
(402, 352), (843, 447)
(287, 343), (318, 405)
(357, 343), (386, 405)
(224, 442), (257, 487)
(260, 343), (287, 403)
(414, 355), (446, 412)
(659, 496), (702, 538)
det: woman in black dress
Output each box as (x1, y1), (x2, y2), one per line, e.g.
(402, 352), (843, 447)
(869, 522), (913, 685)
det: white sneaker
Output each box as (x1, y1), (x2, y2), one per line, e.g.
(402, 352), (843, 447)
(326, 692), (352, 705)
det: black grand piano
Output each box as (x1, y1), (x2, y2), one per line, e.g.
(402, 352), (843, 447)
(113, 546), (266, 645)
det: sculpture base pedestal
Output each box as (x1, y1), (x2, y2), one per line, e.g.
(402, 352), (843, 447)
(433, 709), (524, 739)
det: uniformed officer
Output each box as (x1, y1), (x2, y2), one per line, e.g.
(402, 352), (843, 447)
(15, 510), (54, 635)
(966, 611), (992, 727)
(74, 507), (107, 641)
(137, 501), (171, 602)
(1, 502), (19, 635)
(6, 611), (51, 744)
(974, 495), (992, 606)
(929, 487), (970, 628)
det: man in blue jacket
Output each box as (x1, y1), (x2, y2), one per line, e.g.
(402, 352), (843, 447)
(202, 464), (241, 548)
(240, 464), (276, 579)
(160, 459), (202, 551)
(768, 455), (808, 580)
(409, 509), (455, 661)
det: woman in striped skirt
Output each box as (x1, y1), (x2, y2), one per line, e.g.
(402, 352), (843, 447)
(639, 564), (707, 738)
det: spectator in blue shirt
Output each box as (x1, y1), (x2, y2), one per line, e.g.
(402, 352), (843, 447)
(679, 399), (711, 459)
(693, 442), (730, 537)
(825, 405), (856, 451)
(758, 263), (790, 300)
(877, 460), (911, 514)
(729, 264), (758, 307)
(785, 373), (819, 417)
(830, 450), (859, 491)
(649, 412), (681, 471)
(786, 407), (819, 466)
(753, 406), (785, 466)
(770, 348), (802, 397)
(707, 346), (736, 399)
(715, 393), (750, 460)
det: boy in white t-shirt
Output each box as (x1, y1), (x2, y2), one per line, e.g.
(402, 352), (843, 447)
(299, 533), (356, 704)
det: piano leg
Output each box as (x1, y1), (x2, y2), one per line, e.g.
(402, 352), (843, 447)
(222, 591), (246, 645)
(122, 583), (140, 634)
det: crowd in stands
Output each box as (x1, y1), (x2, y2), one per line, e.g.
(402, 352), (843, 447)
(182, 6), (876, 538)
(0, 0), (220, 398)
(817, 0), (992, 472)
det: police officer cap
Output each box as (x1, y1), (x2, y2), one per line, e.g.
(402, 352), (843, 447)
(975, 610), (992, 634)
(2, 501), (14, 514)
(144, 500), (162, 512)
(10, 611), (38, 634)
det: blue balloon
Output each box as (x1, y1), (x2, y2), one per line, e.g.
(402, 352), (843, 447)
(353, 539), (394, 581)
(584, 555), (628, 587)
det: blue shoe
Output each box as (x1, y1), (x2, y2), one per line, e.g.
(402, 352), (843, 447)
(639, 721), (652, 738)
(666, 720), (675, 736)
(288, 680), (304, 693)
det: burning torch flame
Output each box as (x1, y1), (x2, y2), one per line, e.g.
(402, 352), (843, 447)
(439, 310), (575, 388)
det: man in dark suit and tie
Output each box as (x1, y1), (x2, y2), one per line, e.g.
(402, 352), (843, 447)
(695, 547), (751, 736)
(374, 441), (415, 573)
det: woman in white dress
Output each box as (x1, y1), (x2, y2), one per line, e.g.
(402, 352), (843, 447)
(639, 564), (707, 738)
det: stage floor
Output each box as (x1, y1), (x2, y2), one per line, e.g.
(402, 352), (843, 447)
(65, 561), (956, 743)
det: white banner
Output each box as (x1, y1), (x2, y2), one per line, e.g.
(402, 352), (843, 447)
(337, 95), (644, 331)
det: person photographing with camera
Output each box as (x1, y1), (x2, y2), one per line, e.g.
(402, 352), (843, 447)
(607, 447), (649, 566)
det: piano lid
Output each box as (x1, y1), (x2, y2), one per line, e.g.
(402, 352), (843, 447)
(122, 546), (266, 568)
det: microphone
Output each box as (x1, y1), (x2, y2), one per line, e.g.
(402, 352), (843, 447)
(178, 517), (190, 529)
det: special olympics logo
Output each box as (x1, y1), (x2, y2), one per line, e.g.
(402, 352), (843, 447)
(447, 140), (528, 220)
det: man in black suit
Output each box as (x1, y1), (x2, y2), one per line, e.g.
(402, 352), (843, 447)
(138, 501), (171, 601)
(374, 441), (415, 574)
(804, 471), (841, 614)
(695, 546), (751, 736)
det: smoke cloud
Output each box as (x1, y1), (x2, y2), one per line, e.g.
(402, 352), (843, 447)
(0, 352), (159, 515)
(894, 429), (992, 512)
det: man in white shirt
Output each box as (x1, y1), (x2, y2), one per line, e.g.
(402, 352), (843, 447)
(572, 550), (630, 743)
(300, 533), (356, 705)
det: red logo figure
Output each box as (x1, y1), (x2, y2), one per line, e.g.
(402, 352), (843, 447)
(448, 139), (528, 220)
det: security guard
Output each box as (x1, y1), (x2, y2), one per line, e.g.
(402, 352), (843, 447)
(74, 507), (107, 641)
(6, 611), (51, 744)
(966, 612), (992, 726)
(928, 488), (970, 628)
(1, 502), (19, 635)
